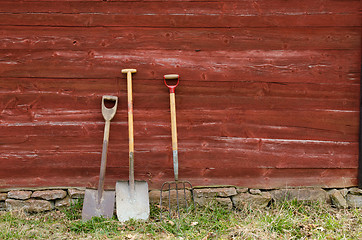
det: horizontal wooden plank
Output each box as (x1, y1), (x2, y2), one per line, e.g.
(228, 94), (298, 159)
(1, 78), (359, 100)
(0, 1), (359, 28)
(0, 136), (358, 168)
(10, 0), (239, 1)
(3, 0), (360, 5)
(0, 50), (360, 84)
(186, 168), (358, 189)
(11, 0), (231, 1)
(0, 167), (357, 189)
(0, 92), (358, 113)
(0, 13), (358, 28)
(1, 1), (359, 15)
(9, 0), (244, 1)
(0, 137), (358, 169)
(0, 27), (359, 50)
(1, 133), (358, 153)
(0, 108), (359, 141)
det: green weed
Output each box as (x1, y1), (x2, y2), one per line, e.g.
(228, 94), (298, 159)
(0, 199), (361, 239)
(60, 198), (83, 220)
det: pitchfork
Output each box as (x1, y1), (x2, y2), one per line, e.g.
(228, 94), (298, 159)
(160, 74), (194, 219)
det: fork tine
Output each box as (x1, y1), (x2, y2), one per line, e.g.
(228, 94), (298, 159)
(168, 183), (171, 218)
(176, 182), (180, 218)
(159, 181), (194, 220)
(183, 182), (188, 209)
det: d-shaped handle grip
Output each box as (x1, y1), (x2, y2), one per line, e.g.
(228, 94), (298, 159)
(101, 95), (118, 121)
(164, 74), (179, 93)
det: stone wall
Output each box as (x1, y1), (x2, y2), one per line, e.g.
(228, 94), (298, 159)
(1, 187), (361, 213)
(151, 187), (362, 210)
(0, 188), (85, 213)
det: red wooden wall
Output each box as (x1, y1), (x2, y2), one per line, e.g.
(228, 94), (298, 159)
(0, 0), (360, 190)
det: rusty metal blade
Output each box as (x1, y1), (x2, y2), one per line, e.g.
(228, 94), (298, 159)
(81, 189), (115, 221)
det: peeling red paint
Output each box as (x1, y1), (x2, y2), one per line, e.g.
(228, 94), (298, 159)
(0, 0), (360, 190)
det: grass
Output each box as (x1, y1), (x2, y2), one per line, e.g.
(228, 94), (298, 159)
(0, 199), (361, 239)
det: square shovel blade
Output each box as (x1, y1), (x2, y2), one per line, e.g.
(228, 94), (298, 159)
(82, 189), (115, 221)
(116, 181), (149, 222)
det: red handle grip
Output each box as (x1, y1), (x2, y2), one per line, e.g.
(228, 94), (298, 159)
(164, 74), (179, 93)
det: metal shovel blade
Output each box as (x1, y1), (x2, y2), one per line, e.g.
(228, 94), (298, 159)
(81, 189), (115, 221)
(116, 181), (149, 222)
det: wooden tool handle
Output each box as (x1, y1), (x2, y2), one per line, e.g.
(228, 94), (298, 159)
(127, 71), (135, 193)
(170, 92), (179, 181)
(164, 74), (179, 80)
(98, 95), (118, 203)
(98, 119), (110, 203)
(127, 71), (134, 155)
(122, 68), (137, 194)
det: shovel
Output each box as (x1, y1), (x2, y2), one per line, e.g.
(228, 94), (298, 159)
(82, 95), (118, 221)
(116, 69), (149, 222)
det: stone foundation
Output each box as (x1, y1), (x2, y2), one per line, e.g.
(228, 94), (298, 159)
(1, 186), (361, 213)
(0, 188), (85, 213)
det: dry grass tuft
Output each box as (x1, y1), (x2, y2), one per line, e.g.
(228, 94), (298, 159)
(0, 199), (361, 239)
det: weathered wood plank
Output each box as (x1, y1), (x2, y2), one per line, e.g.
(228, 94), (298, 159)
(1, 78), (359, 100)
(0, 92), (358, 112)
(1, 1), (358, 15)
(0, 1), (359, 28)
(1, 132), (357, 153)
(0, 27), (359, 50)
(0, 109), (359, 141)
(0, 136), (358, 170)
(0, 167), (357, 189)
(0, 137), (358, 169)
(0, 13), (358, 28)
(0, 50), (360, 84)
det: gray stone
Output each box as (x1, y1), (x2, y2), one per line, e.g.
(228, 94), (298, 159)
(194, 195), (233, 209)
(340, 188), (349, 198)
(346, 194), (362, 208)
(0, 201), (5, 211)
(32, 190), (67, 200)
(194, 188), (237, 208)
(349, 188), (362, 195)
(194, 187), (237, 198)
(7, 190), (32, 200)
(28, 199), (54, 212)
(149, 190), (161, 204)
(6, 199), (54, 213)
(68, 188), (85, 199)
(249, 189), (262, 195)
(6, 199), (33, 211)
(55, 196), (76, 208)
(236, 188), (248, 194)
(0, 193), (7, 201)
(194, 195), (208, 207)
(215, 198), (233, 209)
(270, 188), (328, 203)
(329, 189), (347, 208)
(232, 192), (272, 209)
